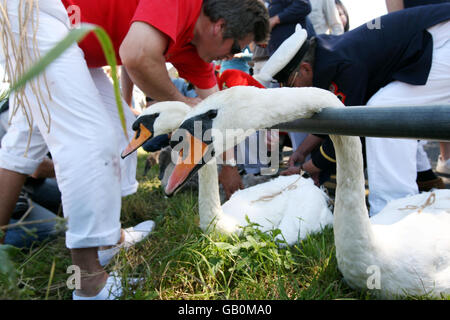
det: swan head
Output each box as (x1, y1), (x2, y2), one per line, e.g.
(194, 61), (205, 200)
(164, 85), (336, 196)
(164, 86), (269, 196)
(121, 101), (191, 158)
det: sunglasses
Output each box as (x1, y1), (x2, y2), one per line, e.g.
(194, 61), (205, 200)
(282, 70), (299, 88)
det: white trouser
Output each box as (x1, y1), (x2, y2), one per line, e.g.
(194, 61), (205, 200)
(0, 0), (137, 248)
(366, 20), (450, 216)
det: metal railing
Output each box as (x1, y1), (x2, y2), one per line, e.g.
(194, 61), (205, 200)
(272, 105), (450, 141)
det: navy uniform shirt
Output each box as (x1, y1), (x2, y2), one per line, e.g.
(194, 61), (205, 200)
(404, 0), (449, 8)
(308, 3), (450, 175)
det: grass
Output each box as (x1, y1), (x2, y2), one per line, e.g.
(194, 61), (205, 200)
(0, 149), (443, 300)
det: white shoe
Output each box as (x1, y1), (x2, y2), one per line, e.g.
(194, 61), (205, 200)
(98, 220), (155, 267)
(72, 272), (123, 300)
(436, 155), (450, 184)
(72, 272), (141, 300)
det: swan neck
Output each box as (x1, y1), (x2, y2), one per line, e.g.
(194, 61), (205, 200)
(331, 135), (375, 251)
(198, 158), (223, 231)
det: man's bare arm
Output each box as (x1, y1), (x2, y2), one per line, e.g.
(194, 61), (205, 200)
(195, 84), (219, 99)
(120, 22), (199, 106)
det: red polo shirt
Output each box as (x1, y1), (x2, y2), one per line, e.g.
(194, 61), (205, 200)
(61, 0), (216, 89)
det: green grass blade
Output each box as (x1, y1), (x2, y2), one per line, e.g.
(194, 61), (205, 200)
(45, 259), (56, 300)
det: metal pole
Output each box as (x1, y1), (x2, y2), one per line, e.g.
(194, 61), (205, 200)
(271, 105), (450, 141)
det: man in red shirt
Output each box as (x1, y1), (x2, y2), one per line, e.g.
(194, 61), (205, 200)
(0, 0), (269, 300)
(62, 0), (269, 104)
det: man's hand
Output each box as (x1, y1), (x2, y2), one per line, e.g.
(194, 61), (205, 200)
(219, 165), (244, 200)
(280, 166), (300, 176)
(288, 149), (306, 167)
(302, 160), (321, 186)
(184, 96), (203, 108)
(269, 15), (280, 30)
(31, 158), (55, 179)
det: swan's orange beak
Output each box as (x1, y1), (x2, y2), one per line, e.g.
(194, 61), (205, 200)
(121, 123), (153, 158)
(165, 131), (209, 196)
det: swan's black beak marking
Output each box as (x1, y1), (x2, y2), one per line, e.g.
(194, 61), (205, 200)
(121, 113), (159, 159)
(164, 109), (218, 196)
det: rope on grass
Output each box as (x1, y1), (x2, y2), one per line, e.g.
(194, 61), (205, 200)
(0, 0), (52, 156)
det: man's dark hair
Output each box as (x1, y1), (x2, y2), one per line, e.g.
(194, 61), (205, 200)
(202, 0), (270, 43)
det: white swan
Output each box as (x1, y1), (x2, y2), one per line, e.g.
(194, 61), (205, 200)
(122, 98), (333, 246)
(167, 85), (450, 298)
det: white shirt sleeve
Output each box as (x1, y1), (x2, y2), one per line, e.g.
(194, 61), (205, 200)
(324, 0), (344, 35)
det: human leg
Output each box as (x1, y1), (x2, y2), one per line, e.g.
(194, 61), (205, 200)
(437, 142), (450, 183)
(430, 21), (450, 183)
(440, 142), (450, 160)
(416, 141), (445, 191)
(0, 169), (26, 241)
(0, 94), (49, 236)
(366, 20), (450, 215)
(366, 135), (418, 215)
(4, 0), (121, 296)
(88, 68), (139, 197)
(71, 247), (109, 297)
(88, 68), (155, 266)
(366, 21), (450, 215)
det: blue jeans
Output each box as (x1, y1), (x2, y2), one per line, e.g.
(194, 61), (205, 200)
(5, 178), (62, 248)
(4, 202), (60, 248)
(25, 178), (61, 214)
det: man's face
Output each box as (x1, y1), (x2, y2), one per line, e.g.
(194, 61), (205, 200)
(193, 17), (255, 63)
(198, 33), (254, 63)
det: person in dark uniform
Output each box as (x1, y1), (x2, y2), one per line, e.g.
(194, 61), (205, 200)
(387, 0), (449, 12)
(261, 4), (450, 215)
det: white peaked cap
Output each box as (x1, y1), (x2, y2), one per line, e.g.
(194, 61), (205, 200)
(253, 24), (308, 85)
